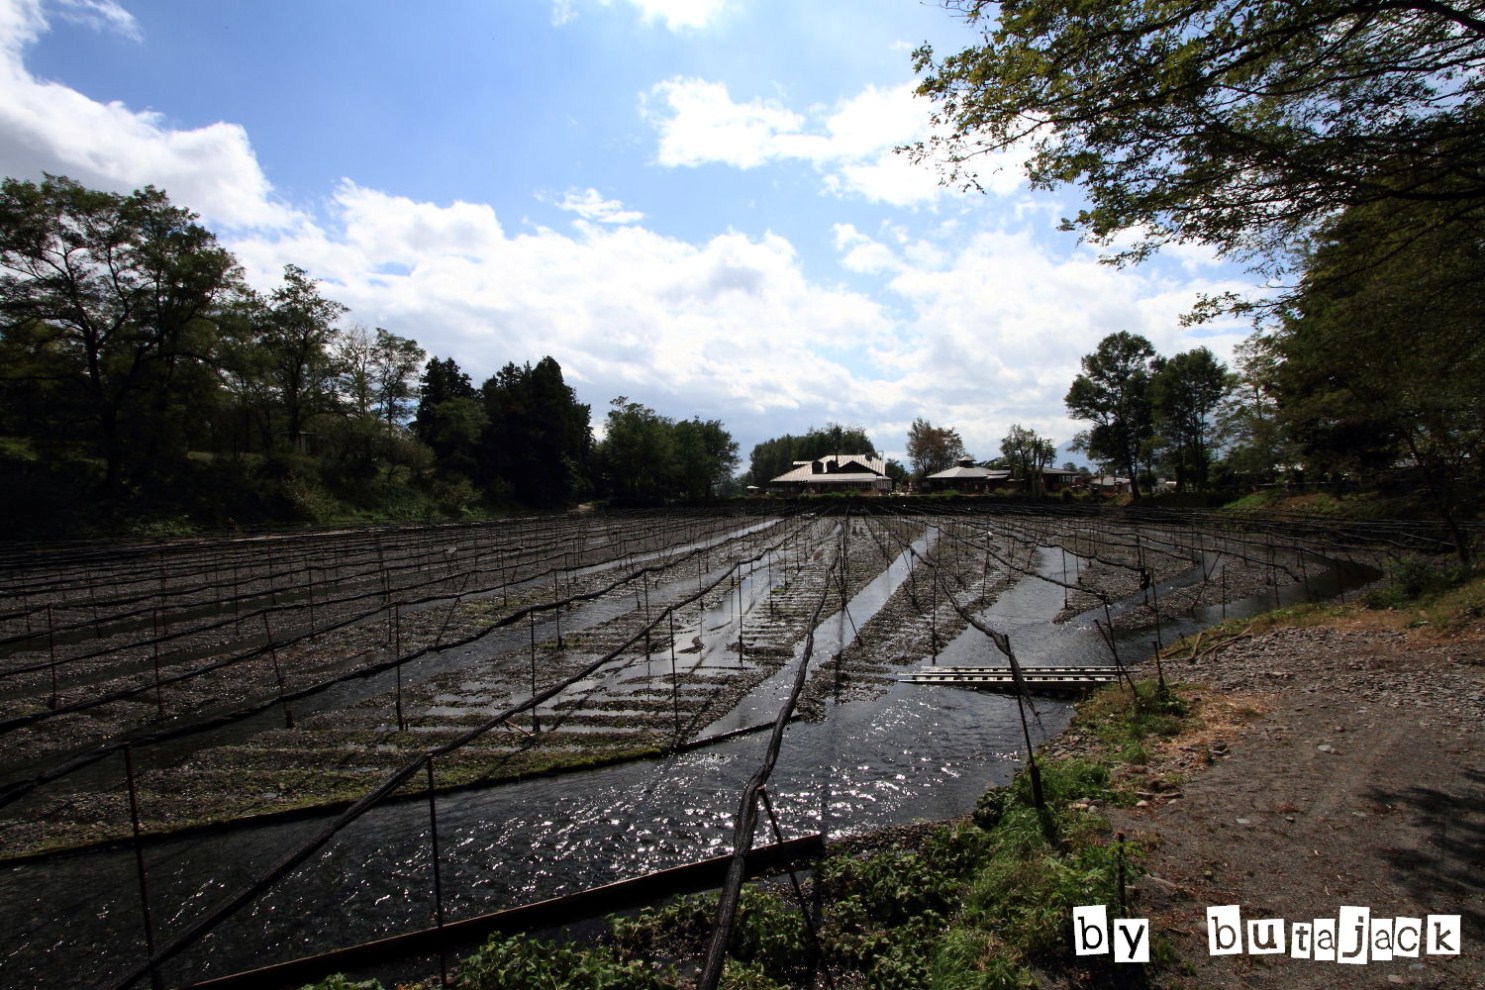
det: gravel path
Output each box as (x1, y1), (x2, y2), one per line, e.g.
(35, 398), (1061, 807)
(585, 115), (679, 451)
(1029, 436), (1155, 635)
(1103, 618), (1485, 989)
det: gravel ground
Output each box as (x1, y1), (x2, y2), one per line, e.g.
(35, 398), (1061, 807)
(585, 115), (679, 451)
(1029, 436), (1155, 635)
(1096, 616), (1485, 989)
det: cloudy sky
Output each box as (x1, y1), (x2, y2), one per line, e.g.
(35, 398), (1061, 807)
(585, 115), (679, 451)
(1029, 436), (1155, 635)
(0, 0), (1258, 467)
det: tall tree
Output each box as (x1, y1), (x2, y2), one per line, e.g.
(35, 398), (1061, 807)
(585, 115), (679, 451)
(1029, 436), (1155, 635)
(905, 417), (967, 478)
(369, 328), (425, 430)
(1268, 200), (1485, 563)
(913, 2), (1485, 278)
(597, 397), (675, 502)
(1149, 348), (1230, 491)
(252, 264), (346, 452)
(336, 324), (377, 417)
(1215, 336), (1294, 486)
(999, 424), (1056, 495)
(0, 175), (240, 490)
(481, 356), (590, 505)
(671, 417), (740, 499)
(413, 356), (483, 478)
(1065, 332), (1157, 497)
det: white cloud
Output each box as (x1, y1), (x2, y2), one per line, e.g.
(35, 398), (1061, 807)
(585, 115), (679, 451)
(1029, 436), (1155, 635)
(227, 185), (898, 426)
(833, 226), (1256, 459)
(0, 0), (298, 229)
(647, 77), (803, 170)
(226, 181), (1251, 465)
(555, 187), (645, 224)
(553, 0), (730, 31)
(51, 0), (138, 40)
(625, 0), (728, 30)
(645, 76), (1027, 205)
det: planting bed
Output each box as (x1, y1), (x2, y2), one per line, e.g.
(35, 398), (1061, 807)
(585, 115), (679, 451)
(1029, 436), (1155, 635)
(0, 503), (1422, 989)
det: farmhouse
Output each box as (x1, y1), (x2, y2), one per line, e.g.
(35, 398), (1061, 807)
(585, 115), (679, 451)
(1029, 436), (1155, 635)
(1091, 476), (1133, 495)
(769, 453), (893, 494)
(1039, 466), (1085, 492)
(923, 457), (1012, 493)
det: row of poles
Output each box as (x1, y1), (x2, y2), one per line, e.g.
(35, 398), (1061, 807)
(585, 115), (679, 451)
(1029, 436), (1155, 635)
(27, 506), (1402, 989)
(102, 513), (826, 990)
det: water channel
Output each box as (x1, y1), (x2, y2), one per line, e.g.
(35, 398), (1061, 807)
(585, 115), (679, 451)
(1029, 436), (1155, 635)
(0, 535), (1373, 990)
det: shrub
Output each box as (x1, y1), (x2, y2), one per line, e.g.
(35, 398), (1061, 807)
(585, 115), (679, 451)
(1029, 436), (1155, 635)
(1367, 553), (1463, 607)
(452, 932), (669, 990)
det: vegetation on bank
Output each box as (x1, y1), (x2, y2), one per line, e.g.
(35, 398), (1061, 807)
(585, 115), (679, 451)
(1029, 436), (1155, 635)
(297, 679), (1194, 990)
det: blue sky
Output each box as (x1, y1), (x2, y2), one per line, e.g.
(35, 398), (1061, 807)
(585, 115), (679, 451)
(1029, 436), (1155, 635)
(0, 0), (1257, 467)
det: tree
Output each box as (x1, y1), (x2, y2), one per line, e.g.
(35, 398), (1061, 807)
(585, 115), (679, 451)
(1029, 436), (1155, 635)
(597, 397), (675, 502)
(671, 417), (740, 499)
(369, 328), (425, 430)
(905, 417), (967, 478)
(331, 326), (425, 476)
(999, 424), (1055, 495)
(413, 357), (483, 478)
(252, 264), (347, 452)
(0, 175), (240, 490)
(480, 356), (590, 505)
(1149, 348), (1230, 491)
(1214, 337), (1294, 486)
(1266, 200), (1485, 563)
(1065, 332), (1157, 497)
(336, 324), (378, 417)
(913, 2), (1485, 277)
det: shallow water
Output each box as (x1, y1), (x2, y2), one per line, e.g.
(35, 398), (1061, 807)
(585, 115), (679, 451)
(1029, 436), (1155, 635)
(0, 538), (1373, 990)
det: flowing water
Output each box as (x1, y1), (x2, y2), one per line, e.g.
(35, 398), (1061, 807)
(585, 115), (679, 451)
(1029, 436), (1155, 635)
(0, 539), (1375, 990)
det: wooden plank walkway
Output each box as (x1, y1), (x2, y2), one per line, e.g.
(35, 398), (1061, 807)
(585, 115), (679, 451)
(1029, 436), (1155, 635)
(901, 664), (1125, 693)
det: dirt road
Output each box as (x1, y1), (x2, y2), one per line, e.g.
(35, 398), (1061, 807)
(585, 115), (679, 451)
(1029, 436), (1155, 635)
(1105, 619), (1485, 988)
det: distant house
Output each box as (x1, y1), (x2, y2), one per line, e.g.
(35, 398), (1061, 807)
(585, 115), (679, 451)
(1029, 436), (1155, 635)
(1038, 467), (1085, 493)
(924, 457), (1013, 494)
(1091, 476), (1132, 495)
(769, 454), (893, 494)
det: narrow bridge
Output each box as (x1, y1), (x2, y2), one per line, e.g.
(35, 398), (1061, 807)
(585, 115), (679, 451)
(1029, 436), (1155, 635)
(902, 664), (1125, 693)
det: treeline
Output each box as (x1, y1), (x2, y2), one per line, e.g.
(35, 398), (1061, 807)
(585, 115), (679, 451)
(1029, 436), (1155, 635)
(0, 175), (737, 534)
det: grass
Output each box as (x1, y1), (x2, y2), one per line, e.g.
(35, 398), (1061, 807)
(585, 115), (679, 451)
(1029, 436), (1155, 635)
(1219, 488), (1384, 517)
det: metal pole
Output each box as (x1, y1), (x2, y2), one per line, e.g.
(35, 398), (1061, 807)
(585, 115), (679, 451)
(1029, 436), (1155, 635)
(46, 603), (59, 709)
(152, 608), (165, 718)
(262, 612), (293, 729)
(529, 610), (541, 735)
(125, 745), (162, 990)
(306, 557), (316, 641)
(737, 568), (745, 669)
(669, 610), (681, 741)
(426, 756), (448, 987)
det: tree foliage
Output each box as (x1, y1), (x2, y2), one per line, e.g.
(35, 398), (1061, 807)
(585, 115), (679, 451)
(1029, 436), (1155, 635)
(1064, 332), (1157, 496)
(249, 264), (348, 451)
(1149, 347), (1230, 491)
(1263, 199), (1485, 559)
(0, 175), (762, 529)
(999, 424), (1055, 494)
(0, 175), (240, 489)
(913, 1), (1485, 274)
(481, 357), (591, 505)
(597, 398), (738, 502)
(905, 417), (967, 478)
